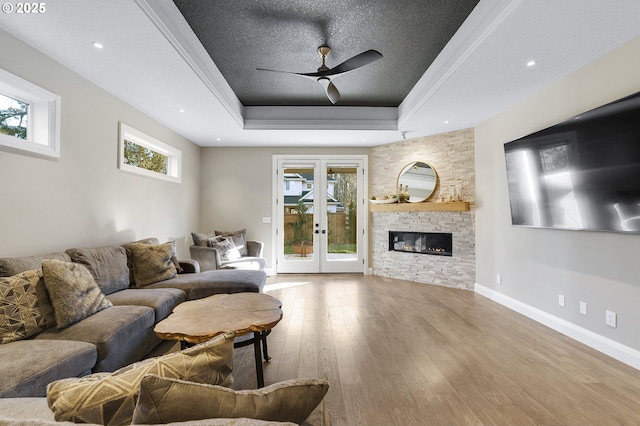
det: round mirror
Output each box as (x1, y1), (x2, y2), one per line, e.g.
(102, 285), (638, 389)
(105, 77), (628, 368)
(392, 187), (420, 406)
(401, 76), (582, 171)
(397, 161), (438, 202)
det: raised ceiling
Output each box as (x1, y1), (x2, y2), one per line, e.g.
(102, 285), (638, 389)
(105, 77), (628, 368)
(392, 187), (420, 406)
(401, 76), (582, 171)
(1, 1), (640, 147)
(173, 0), (479, 107)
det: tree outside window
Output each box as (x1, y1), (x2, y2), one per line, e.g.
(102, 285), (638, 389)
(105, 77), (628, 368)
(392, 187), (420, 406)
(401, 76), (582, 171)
(0, 93), (28, 140)
(124, 139), (168, 175)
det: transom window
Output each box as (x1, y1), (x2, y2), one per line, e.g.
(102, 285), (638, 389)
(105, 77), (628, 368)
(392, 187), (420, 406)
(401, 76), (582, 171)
(118, 123), (181, 183)
(0, 93), (28, 140)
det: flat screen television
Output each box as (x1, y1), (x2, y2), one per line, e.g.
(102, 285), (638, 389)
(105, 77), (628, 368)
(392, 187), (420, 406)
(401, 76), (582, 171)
(504, 90), (640, 233)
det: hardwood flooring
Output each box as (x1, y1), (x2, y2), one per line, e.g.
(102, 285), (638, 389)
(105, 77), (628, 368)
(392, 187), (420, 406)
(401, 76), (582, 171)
(231, 274), (640, 425)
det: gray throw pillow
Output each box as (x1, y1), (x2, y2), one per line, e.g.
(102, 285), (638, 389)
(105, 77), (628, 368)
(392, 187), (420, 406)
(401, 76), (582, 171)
(215, 229), (248, 257)
(130, 242), (177, 287)
(41, 260), (112, 329)
(191, 231), (216, 247)
(47, 332), (235, 425)
(208, 236), (241, 262)
(66, 245), (129, 295)
(132, 375), (329, 425)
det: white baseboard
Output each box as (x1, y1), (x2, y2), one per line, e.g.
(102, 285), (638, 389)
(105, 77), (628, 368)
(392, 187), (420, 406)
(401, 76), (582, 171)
(474, 283), (640, 371)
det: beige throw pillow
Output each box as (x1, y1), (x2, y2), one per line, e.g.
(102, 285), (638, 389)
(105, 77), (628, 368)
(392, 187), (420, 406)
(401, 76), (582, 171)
(41, 260), (112, 329)
(130, 242), (177, 287)
(0, 269), (48, 343)
(132, 375), (329, 425)
(47, 332), (235, 425)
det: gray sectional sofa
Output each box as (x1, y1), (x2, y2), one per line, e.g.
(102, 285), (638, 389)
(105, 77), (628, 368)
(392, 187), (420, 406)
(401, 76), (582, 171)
(0, 238), (266, 398)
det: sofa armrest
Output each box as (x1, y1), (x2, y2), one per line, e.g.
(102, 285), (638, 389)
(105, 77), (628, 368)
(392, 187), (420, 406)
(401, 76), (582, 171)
(178, 259), (200, 274)
(246, 241), (264, 257)
(189, 245), (222, 272)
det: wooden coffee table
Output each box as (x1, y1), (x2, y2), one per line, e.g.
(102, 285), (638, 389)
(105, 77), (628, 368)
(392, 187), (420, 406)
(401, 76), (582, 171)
(154, 293), (283, 387)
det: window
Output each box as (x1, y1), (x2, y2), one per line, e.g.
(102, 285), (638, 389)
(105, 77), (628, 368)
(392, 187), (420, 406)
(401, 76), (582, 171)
(0, 68), (61, 159)
(118, 123), (181, 183)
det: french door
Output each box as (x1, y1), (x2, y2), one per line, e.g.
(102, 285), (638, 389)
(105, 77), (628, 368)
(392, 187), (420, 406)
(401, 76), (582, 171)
(273, 155), (367, 273)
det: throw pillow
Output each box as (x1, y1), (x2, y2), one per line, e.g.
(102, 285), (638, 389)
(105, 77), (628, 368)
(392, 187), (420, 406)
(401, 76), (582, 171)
(0, 269), (48, 343)
(191, 231), (216, 247)
(208, 236), (241, 262)
(47, 332), (235, 425)
(130, 242), (177, 287)
(215, 229), (248, 257)
(41, 260), (112, 329)
(132, 375), (329, 425)
(66, 245), (130, 295)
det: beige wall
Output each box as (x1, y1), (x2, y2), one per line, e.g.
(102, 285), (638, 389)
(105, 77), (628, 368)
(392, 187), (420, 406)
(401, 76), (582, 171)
(198, 146), (371, 270)
(475, 35), (640, 351)
(0, 29), (201, 258)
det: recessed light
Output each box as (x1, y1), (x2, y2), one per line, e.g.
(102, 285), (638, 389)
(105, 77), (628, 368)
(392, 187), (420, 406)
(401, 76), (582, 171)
(92, 42), (104, 49)
(527, 60), (537, 67)
(362, 139), (367, 142)
(444, 120), (450, 124)
(216, 137), (221, 141)
(178, 109), (185, 113)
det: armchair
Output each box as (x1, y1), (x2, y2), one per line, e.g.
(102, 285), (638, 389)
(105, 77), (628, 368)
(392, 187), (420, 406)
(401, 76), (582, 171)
(190, 230), (266, 271)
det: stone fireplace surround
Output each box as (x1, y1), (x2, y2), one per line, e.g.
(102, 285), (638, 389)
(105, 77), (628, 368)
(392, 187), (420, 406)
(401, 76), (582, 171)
(370, 129), (475, 290)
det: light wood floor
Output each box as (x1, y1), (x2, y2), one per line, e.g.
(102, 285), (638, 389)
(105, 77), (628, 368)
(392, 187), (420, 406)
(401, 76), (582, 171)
(231, 274), (640, 425)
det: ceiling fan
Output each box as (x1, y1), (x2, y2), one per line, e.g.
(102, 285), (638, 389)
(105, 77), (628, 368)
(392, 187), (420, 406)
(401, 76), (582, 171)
(257, 46), (383, 104)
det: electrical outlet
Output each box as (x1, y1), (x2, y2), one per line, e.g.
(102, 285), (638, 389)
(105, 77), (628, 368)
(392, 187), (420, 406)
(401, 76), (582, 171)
(580, 301), (588, 315)
(558, 294), (565, 307)
(496, 274), (502, 284)
(606, 310), (617, 328)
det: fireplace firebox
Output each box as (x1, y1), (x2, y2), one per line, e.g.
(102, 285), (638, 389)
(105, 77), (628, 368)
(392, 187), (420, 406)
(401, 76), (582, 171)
(389, 231), (453, 256)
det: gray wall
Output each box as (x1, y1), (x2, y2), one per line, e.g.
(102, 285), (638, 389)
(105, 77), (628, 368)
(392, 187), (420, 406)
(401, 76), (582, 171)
(198, 146), (371, 271)
(0, 29), (201, 258)
(475, 35), (640, 351)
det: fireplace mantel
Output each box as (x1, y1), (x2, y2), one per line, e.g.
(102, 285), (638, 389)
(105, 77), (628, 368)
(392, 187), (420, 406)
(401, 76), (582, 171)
(369, 201), (469, 212)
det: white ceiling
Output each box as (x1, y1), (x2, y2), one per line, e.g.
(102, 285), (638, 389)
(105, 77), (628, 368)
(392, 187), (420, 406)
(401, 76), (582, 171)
(1, 0), (639, 147)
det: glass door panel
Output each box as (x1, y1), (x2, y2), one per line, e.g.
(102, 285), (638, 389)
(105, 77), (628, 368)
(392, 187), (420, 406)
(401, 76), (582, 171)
(325, 166), (359, 264)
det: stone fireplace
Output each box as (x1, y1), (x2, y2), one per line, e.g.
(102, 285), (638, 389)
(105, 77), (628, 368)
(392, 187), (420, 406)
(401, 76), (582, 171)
(370, 128), (475, 290)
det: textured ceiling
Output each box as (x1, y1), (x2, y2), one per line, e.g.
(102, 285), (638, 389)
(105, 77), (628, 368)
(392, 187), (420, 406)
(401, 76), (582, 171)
(173, 0), (479, 107)
(1, 1), (640, 146)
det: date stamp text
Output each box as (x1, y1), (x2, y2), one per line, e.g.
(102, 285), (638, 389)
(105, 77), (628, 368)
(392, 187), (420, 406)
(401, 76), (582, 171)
(2, 3), (46, 13)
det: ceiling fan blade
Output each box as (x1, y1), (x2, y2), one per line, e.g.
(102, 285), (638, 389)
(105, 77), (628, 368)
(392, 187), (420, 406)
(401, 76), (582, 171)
(256, 67), (316, 80)
(317, 77), (340, 104)
(324, 50), (383, 76)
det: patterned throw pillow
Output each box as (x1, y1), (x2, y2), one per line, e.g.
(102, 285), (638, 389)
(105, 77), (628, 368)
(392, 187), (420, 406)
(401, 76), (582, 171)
(47, 332), (235, 425)
(130, 242), (177, 287)
(132, 375), (329, 425)
(209, 236), (242, 261)
(215, 229), (248, 257)
(41, 260), (112, 329)
(0, 269), (48, 343)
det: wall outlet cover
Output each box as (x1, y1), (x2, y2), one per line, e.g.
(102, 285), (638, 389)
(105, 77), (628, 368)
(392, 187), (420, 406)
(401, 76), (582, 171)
(580, 301), (588, 315)
(606, 310), (617, 328)
(558, 294), (565, 307)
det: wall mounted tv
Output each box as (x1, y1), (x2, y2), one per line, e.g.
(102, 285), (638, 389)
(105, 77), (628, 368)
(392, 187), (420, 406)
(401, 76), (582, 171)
(504, 90), (640, 233)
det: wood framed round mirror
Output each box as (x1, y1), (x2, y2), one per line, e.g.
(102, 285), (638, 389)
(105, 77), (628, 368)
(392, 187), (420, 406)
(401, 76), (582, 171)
(397, 161), (438, 202)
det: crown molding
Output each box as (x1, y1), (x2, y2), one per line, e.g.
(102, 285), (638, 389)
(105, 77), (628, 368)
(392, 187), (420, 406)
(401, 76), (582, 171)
(398, 0), (522, 129)
(134, 0), (244, 127)
(243, 106), (398, 130)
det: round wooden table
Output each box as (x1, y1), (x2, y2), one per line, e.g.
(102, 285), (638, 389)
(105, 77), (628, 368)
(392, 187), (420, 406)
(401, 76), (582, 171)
(154, 293), (283, 387)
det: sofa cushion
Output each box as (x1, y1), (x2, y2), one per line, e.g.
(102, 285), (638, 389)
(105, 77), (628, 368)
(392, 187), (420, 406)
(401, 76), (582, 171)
(46, 332), (235, 425)
(1, 269), (49, 343)
(215, 229), (248, 257)
(0, 340), (97, 398)
(34, 305), (155, 363)
(66, 245), (129, 295)
(130, 242), (177, 287)
(41, 260), (113, 329)
(106, 288), (186, 322)
(132, 375), (329, 425)
(146, 269), (266, 300)
(0, 252), (71, 277)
